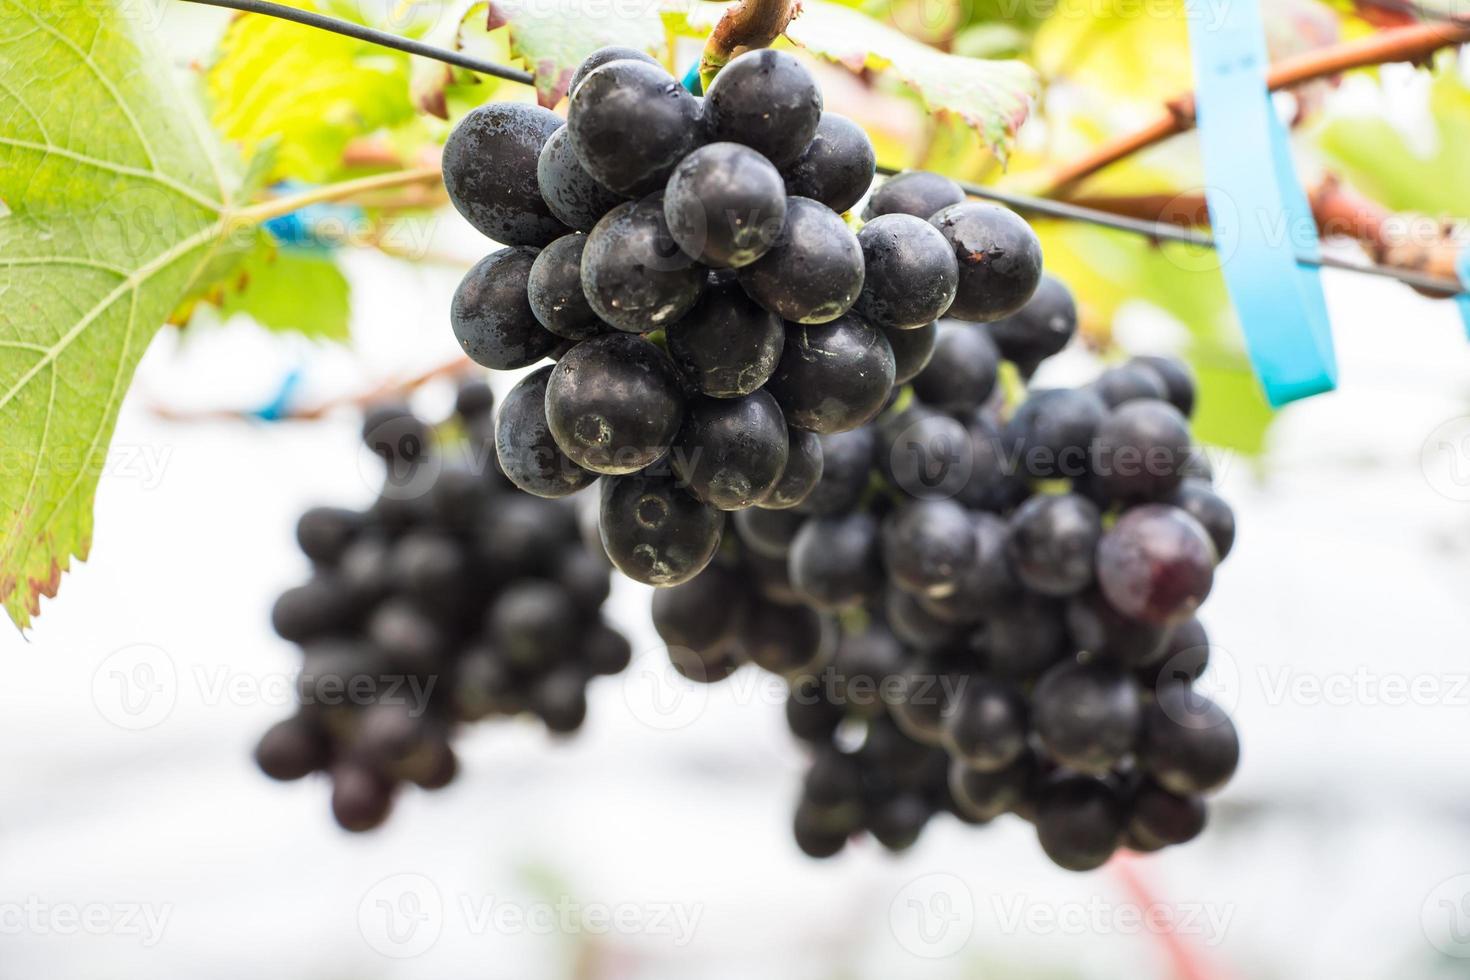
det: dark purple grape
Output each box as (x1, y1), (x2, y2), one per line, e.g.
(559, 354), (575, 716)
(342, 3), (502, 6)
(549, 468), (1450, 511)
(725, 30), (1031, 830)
(738, 198), (864, 324)
(667, 275), (785, 398)
(881, 499), (978, 598)
(1035, 774), (1125, 872)
(884, 320), (937, 385)
(568, 45), (661, 96)
(600, 471), (724, 587)
(922, 512), (1019, 622)
(794, 427), (875, 516)
(781, 112), (875, 214)
(1093, 362), (1168, 408)
(1091, 400), (1194, 503)
(786, 673), (846, 743)
(441, 102), (567, 246)
(295, 507), (362, 566)
(270, 578), (358, 642)
(883, 584), (965, 651)
(1131, 355), (1196, 418)
(536, 126), (626, 233)
(567, 59), (702, 195)
(1138, 616), (1210, 688)
(766, 315), (895, 434)
(1033, 660), (1142, 774)
(255, 715), (328, 780)
(495, 366), (597, 498)
(1004, 387), (1107, 480)
(864, 170), (965, 221)
(544, 333), (685, 475)
(928, 202), (1042, 322)
(853, 214), (958, 330)
(985, 274), (1077, 374)
(1096, 504), (1216, 626)
(1128, 780), (1206, 848)
(942, 678), (1028, 772)
(527, 233), (606, 341)
(1168, 479), (1236, 560)
(1064, 590), (1169, 665)
(665, 142), (787, 268)
(789, 510), (884, 608)
(760, 427), (824, 509)
(583, 621), (633, 676)
(453, 379), (495, 422)
(739, 599), (828, 676)
(704, 48), (821, 167)
(831, 626), (905, 718)
(985, 595), (1070, 678)
(867, 792), (932, 851)
(451, 247), (561, 369)
(1140, 685), (1239, 795)
(733, 506), (806, 559)
(582, 198), (704, 333)
(949, 753), (1034, 821)
(910, 322), (999, 414)
(330, 763), (395, 832)
(670, 391), (790, 509)
(1006, 492), (1102, 597)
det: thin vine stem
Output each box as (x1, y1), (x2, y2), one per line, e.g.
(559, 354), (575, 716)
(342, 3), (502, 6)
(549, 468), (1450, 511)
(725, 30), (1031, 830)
(176, 0), (535, 84)
(232, 166), (443, 225)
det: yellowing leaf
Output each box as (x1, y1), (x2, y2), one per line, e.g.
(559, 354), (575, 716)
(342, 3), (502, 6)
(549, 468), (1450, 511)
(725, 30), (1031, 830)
(0, 0), (254, 629)
(209, 0), (415, 181)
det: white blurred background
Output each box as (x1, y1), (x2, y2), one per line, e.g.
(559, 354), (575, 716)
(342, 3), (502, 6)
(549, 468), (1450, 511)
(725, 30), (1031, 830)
(6, 4), (1470, 978)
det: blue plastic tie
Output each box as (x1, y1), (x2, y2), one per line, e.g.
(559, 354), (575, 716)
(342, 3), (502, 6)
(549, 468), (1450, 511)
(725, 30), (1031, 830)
(250, 367), (304, 422)
(1186, 0), (1338, 406)
(261, 180), (365, 253)
(1456, 244), (1470, 339)
(681, 61), (702, 95)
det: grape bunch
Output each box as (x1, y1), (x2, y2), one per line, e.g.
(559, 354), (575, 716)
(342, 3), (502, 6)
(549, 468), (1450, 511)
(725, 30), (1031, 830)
(254, 383), (631, 832)
(441, 45), (1043, 589)
(651, 275), (1241, 871)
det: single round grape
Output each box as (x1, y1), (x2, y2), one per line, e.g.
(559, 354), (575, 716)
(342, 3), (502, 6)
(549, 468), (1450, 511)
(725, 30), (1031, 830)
(1138, 616), (1211, 689)
(704, 48), (821, 167)
(651, 562), (749, 653)
(476, 493), (578, 578)
(942, 678), (1028, 772)
(793, 804), (849, 858)
(451, 247), (561, 369)
(1140, 686), (1239, 794)
(1033, 660), (1142, 774)
(1093, 362), (1168, 408)
(864, 170), (965, 220)
(536, 126), (626, 233)
(270, 578), (358, 642)
(295, 506), (362, 566)
(879, 404), (972, 501)
(922, 512), (1019, 622)
(1035, 774), (1125, 872)
(441, 102), (567, 246)
(853, 213), (959, 329)
(742, 548), (803, 606)
(667, 275), (784, 398)
(495, 366), (597, 498)
(1064, 590), (1169, 665)
(985, 273), (1077, 374)
(665, 142), (787, 268)
(733, 506), (806, 559)
(949, 753), (1034, 822)
(545, 333), (685, 475)
(567, 60), (702, 195)
(794, 427), (875, 515)
(583, 621), (633, 676)
(881, 499), (978, 598)
(527, 234), (605, 341)
(671, 390), (790, 509)
(789, 510), (884, 608)
(1007, 492), (1102, 596)
(883, 584), (964, 652)
(956, 414), (1030, 512)
(1169, 478), (1236, 559)
(1097, 504), (1216, 626)
(555, 546), (613, 612)
(929, 202), (1042, 322)
(737, 198), (864, 324)
(739, 599), (828, 676)
(884, 321), (937, 385)
(387, 530), (464, 600)
(831, 626), (905, 718)
(600, 471), (724, 586)
(910, 322), (999, 414)
(1092, 400), (1194, 503)
(891, 663), (967, 745)
(985, 595), (1070, 678)
(1129, 780), (1207, 848)
(330, 763), (395, 832)
(367, 599), (446, 672)
(786, 674), (845, 743)
(765, 315), (895, 434)
(531, 665), (590, 734)
(568, 45), (661, 96)
(804, 745), (864, 807)
(255, 715), (328, 781)
(781, 112), (875, 214)
(1004, 387), (1107, 480)
(867, 792), (932, 851)
(669, 640), (747, 684)
(1131, 355), (1197, 417)
(581, 198), (704, 333)
(454, 379), (495, 422)
(760, 428), (824, 509)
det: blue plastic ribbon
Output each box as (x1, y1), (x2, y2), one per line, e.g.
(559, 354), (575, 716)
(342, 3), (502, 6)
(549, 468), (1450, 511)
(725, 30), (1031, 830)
(1186, 0), (1338, 406)
(1456, 244), (1470, 339)
(261, 180), (365, 253)
(250, 367), (304, 422)
(681, 61), (703, 96)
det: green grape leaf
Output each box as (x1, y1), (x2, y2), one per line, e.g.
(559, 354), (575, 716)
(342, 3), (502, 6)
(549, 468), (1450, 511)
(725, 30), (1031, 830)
(1316, 54), (1470, 218)
(0, 0), (252, 630)
(485, 0), (665, 107)
(206, 240), (351, 341)
(208, 0), (415, 182)
(668, 0), (1038, 162)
